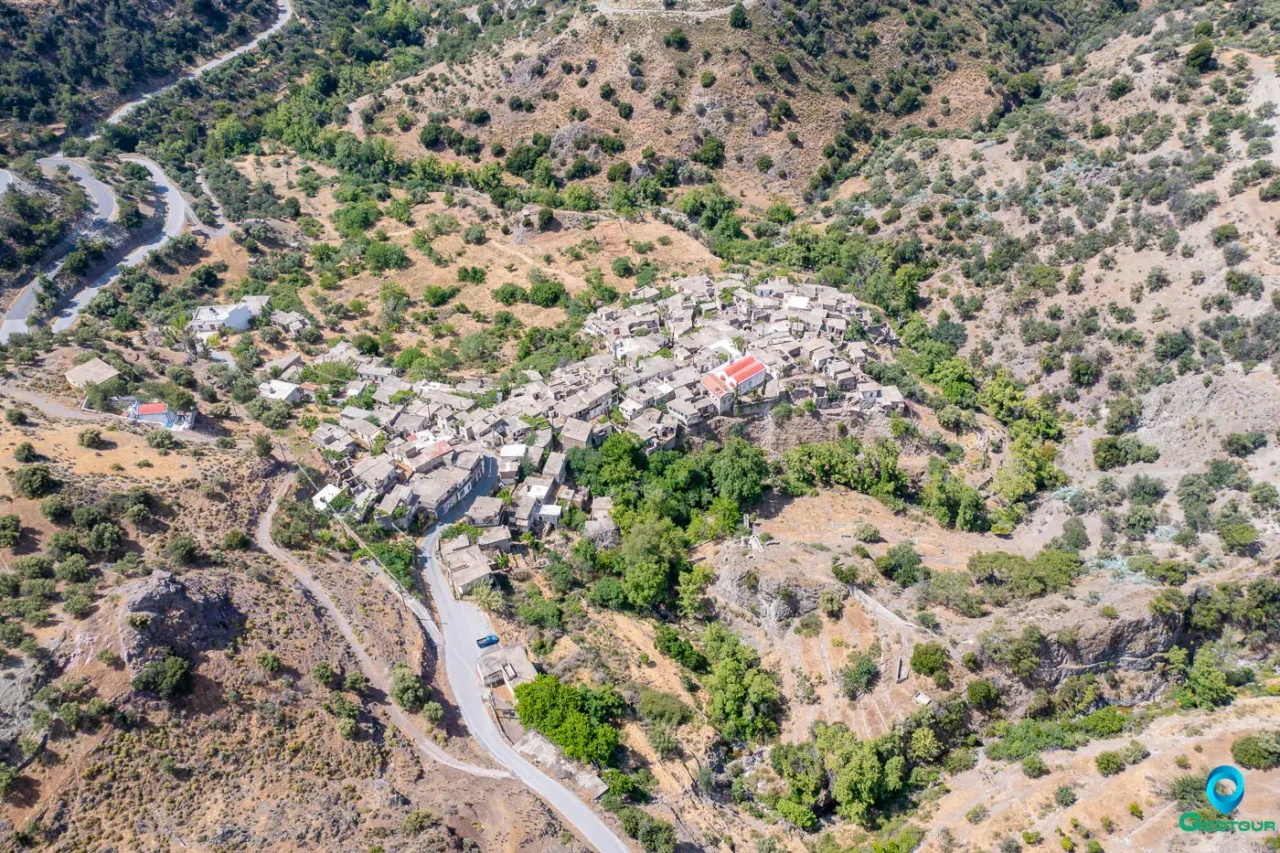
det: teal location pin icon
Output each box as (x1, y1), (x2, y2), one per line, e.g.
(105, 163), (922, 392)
(1205, 765), (1244, 815)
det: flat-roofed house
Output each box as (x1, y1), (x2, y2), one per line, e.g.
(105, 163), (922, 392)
(478, 645), (537, 690)
(258, 379), (302, 404)
(442, 544), (493, 595)
(312, 423), (357, 457)
(466, 495), (506, 527)
(560, 417), (599, 450)
(350, 455), (397, 494)
(189, 302), (252, 334)
(65, 358), (120, 390)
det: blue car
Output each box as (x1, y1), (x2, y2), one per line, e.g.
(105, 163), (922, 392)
(476, 634), (500, 649)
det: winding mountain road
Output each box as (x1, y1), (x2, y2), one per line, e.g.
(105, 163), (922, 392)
(40, 158), (117, 224)
(417, 457), (632, 853)
(0, 159), (119, 342)
(257, 475), (507, 780)
(0, 0), (294, 340)
(48, 156), (190, 333)
(103, 0), (296, 128)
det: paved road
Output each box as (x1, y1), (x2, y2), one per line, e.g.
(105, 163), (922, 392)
(257, 475), (508, 780)
(49, 156), (190, 334)
(0, 0), (291, 341)
(0, 158), (119, 342)
(39, 157), (117, 223)
(103, 0), (296, 127)
(418, 456), (632, 853)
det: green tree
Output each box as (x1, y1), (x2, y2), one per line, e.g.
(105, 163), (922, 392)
(514, 674), (620, 765)
(909, 727), (942, 762)
(390, 663), (429, 712)
(165, 535), (200, 565)
(875, 543), (922, 585)
(619, 517), (687, 609)
(9, 464), (57, 498)
(131, 652), (192, 699)
(910, 643), (948, 677)
(0, 515), (20, 548)
(676, 563), (714, 618)
(1185, 40), (1215, 72)
(1183, 647), (1231, 709)
(710, 438), (769, 508)
(702, 625), (781, 741)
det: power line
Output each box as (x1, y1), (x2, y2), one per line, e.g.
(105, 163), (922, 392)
(268, 437), (439, 643)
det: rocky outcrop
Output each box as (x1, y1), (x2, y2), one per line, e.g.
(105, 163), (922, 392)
(708, 408), (896, 456)
(713, 561), (846, 626)
(118, 571), (243, 670)
(0, 652), (55, 755)
(1036, 611), (1181, 684)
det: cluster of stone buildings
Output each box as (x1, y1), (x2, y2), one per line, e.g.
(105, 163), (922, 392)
(582, 273), (905, 424)
(256, 274), (903, 592)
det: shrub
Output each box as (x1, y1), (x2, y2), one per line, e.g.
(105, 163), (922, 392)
(854, 523), (880, 543)
(77, 429), (105, 449)
(910, 643), (948, 677)
(391, 663), (429, 712)
(222, 529), (251, 550)
(146, 429), (176, 449)
(1092, 437), (1159, 470)
(1107, 75), (1133, 100)
(1185, 40), (1214, 72)
(838, 651), (879, 698)
(793, 612), (822, 637)
(967, 679), (1000, 710)
(312, 661), (337, 687)
(1095, 751), (1124, 776)
(131, 652), (193, 699)
(1054, 786), (1077, 807)
(9, 464), (57, 498)
(12, 442), (37, 463)
(165, 535), (200, 565)
(663, 28), (689, 50)
(692, 136), (725, 168)
(528, 277), (566, 307)
(1231, 732), (1280, 769)
(1222, 431), (1267, 457)
(647, 725), (680, 758)
(876, 543), (922, 585)
(1022, 754), (1049, 778)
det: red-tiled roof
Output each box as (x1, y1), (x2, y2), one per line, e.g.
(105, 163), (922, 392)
(702, 374), (730, 397)
(136, 403), (168, 415)
(724, 355), (765, 385)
